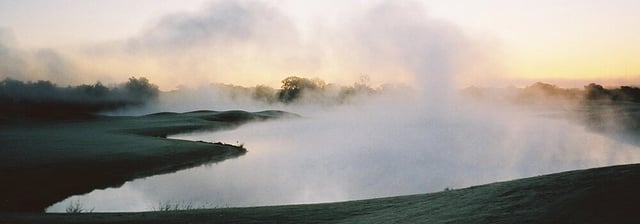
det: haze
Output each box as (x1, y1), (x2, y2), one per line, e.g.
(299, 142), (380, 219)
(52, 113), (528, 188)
(1, 0), (639, 88)
(48, 89), (640, 212)
(2, 0), (640, 213)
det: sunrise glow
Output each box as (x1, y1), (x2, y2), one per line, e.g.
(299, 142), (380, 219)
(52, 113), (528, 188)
(1, 0), (639, 88)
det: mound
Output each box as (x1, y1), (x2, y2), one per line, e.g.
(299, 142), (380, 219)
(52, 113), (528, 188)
(0, 110), (297, 212)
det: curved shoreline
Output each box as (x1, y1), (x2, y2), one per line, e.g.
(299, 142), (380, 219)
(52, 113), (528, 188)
(0, 110), (294, 212)
(2, 163), (639, 223)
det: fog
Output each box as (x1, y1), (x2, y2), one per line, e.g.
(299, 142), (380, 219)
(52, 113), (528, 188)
(3, 0), (637, 213)
(0, 28), (80, 85)
(1, 0), (501, 89)
(48, 89), (640, 212)
(0, 77), (160, 118)
(93, 0), (486, 113)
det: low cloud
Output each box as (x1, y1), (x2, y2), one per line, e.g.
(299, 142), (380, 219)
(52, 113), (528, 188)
(3, 0), (501, 92)
(0, 28), (80, 85)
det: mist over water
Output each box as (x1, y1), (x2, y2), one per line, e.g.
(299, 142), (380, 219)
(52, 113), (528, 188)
(47, 91), (640, 212)
(37, 0), (640, 213)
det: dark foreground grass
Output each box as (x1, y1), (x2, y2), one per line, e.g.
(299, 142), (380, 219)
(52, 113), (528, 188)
(0, 110), (295, 212)
(2, 163), (639, 223)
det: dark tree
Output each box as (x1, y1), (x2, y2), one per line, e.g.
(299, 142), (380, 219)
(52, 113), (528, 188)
(614, 86), (640, 102)
(0, 77), (160, 118)
(123, 77), (159, 102)
(277, 76), (325, 103)
(584, 83), (609, 100)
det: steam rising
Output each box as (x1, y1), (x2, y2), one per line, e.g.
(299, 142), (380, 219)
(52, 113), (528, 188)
(47, 89), (640, 212)
(2, 0), (497, 89)
(3, 0), (639, 213)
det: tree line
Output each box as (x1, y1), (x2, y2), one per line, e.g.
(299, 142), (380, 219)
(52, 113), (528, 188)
(522, 82), (640, 103)
(207, 75), (379, 105)
(0, 77), (159, 118)
(464, 82), (640, 104)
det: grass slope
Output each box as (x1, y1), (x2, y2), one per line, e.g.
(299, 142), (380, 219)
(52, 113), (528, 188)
(0, 110), (294, 212)
(2, 164), (639, 223)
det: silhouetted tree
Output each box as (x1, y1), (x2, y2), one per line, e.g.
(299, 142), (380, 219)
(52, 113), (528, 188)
(613, 86), (640, 102)
(278, 76), (325, 103)
(584, 83), (609, 100)
(122, 77), (159, 102)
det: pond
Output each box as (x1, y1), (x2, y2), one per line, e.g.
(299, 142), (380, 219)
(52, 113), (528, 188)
(46, 103), (640, 212)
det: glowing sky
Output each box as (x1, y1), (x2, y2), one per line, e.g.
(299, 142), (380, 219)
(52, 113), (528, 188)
(0, 0), (639, 88)
(428, 1), (640, 81)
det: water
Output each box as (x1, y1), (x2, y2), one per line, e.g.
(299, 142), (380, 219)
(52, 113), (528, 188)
(46, 103), (640, 212)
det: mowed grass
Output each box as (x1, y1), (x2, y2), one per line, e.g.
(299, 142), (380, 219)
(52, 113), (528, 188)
(2, 163), (638, 223)
(0, 110), (294, 212)
(2, 104), (640, 222)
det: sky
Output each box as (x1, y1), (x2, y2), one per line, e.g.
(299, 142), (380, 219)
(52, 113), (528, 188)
(1, 0), (639, 89)
(6, 0), (639, 212)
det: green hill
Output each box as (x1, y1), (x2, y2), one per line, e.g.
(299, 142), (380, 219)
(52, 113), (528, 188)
(0, 110), (296, 212)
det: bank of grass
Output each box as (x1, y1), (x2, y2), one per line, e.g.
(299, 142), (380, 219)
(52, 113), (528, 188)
(0, 110), (295, 212)
(2, 163), (638, 223)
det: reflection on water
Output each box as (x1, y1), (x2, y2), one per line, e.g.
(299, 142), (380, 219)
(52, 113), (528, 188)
(47, 104), (640, 212)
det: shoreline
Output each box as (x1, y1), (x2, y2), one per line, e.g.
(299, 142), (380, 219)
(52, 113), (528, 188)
(2, 163), (638, 223)
(0, 110), (293, 212)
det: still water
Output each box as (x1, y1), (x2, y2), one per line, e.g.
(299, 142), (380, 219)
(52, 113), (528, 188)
(47, 105), (640, 212)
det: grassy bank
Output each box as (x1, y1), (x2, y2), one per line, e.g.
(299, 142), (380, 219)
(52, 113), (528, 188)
(0, 110), (295, 212)
(2, 163), (638, 223)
